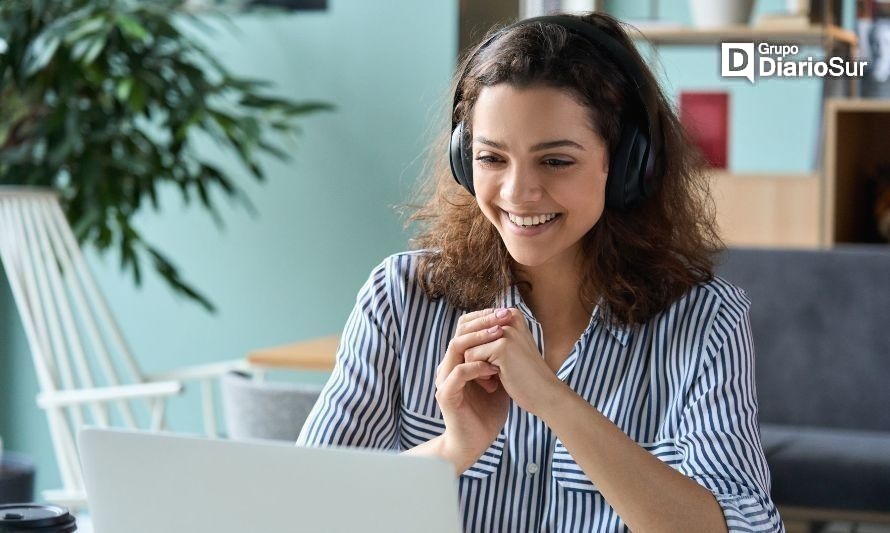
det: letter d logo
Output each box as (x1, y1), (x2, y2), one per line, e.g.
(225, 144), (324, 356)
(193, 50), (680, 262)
(721, 43), (755, 84)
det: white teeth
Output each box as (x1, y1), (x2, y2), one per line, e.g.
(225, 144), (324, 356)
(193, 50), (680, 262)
(507, 212), (558, 227)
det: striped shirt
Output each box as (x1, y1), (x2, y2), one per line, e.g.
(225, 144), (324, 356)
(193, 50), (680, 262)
(297, 250), (784, 532)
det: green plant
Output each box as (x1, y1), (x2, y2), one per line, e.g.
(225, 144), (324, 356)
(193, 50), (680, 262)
(0, 0), (334, 311)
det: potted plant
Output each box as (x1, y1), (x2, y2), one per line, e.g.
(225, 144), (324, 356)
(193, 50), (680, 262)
(0, 0), (334, 311)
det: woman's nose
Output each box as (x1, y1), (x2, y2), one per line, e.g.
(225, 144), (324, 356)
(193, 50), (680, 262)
(500, 164), (543, 203)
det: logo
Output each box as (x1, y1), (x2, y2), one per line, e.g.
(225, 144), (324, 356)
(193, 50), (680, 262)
(721, 42), (868, 83)
(722, 43), (755, 83)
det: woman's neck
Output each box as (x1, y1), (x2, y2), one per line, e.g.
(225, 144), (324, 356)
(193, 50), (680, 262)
(513, 253), (594, 331)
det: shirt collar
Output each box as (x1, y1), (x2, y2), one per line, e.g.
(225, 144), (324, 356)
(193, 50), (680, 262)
(493, 284), (631, 347)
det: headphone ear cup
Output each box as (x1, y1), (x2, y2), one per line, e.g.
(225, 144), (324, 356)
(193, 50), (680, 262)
(449, 122), (475, 196)
(606, 124), (649, 210)
(606, 125), (633, 210)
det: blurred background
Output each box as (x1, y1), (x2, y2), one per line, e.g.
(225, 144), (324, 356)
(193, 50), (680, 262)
(1, 1), (888, 532)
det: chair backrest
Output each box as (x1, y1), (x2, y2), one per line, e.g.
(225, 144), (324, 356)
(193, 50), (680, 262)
(0, 187), (152, 495)
(716, 245), (890, 432)
(221, 371), (322, 442)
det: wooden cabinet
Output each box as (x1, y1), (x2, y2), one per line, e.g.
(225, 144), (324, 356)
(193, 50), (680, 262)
(709, 171), (821, 248)
(823, 98), (890, 245)
(706, 99), (890, 248)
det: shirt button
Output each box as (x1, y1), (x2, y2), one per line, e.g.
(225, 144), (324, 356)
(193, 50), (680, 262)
(526, 462), (539, 475)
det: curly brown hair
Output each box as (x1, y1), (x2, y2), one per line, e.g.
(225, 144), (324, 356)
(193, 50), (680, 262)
(400, 11), (724, 327)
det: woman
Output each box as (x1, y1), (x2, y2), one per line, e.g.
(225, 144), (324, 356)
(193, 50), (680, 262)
(297, 11), (783, 533)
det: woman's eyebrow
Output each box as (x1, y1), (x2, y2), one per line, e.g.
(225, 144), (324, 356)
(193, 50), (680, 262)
(474, 136), (585, 152)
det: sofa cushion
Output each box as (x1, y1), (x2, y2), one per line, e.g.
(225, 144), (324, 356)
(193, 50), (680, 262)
(761, 423), (890, 512)
(716, 246), (890, 432)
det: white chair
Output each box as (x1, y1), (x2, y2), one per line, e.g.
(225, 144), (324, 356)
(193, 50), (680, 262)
(0, 187), (250, 510)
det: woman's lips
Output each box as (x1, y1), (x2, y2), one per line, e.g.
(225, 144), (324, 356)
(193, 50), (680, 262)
(501, 210), (562, 236)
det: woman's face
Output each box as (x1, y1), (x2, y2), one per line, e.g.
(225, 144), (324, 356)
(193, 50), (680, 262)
(471, 83), (610, 270)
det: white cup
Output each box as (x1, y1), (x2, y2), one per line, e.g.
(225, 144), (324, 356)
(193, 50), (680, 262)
(689, 0), (756, 28)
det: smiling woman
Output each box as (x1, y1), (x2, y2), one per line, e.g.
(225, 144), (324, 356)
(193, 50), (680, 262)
(408, 19), (720, 329)
(297, 11), (784, 533)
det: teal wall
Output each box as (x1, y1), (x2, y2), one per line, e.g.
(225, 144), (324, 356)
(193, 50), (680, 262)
(0, 0), (457, 498)
(1, 0), (852, 502)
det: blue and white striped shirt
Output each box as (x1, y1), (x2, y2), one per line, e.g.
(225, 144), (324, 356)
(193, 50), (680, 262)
(297, 250), (784, 532)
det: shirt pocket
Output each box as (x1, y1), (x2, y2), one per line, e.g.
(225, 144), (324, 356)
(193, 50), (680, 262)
(400, 406), (505, 480)
(551, 438), (599, 493)
(639, 439), (683, 468)
(462, 432), (506, 480)
(401, 406), (446, 446)
(551, 437), (683, 493)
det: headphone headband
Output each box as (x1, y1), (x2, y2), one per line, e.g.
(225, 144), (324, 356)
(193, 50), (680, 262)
(451, 15), (656, 135)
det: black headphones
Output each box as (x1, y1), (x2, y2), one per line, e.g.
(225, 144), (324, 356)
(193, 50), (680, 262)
(449, 14), (662, 211)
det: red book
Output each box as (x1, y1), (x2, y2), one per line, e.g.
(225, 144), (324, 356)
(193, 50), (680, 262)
(679, 91), (729, 169)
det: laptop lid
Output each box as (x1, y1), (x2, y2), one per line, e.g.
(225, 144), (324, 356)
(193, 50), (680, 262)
(77, 428), (461, 533)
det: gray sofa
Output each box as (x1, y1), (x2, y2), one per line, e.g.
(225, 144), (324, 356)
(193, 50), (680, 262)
(716, 246), (890, 528)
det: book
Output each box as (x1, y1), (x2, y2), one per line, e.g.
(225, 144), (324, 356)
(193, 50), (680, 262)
(679, 92), (729, 170)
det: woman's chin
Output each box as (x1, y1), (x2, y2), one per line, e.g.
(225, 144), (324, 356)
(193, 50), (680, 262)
(505, 247), (553, 268)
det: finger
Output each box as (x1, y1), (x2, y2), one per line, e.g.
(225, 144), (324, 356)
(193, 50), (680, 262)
(437, 361), (499, 400)
(457, 308), (517, 337)
(455, 308), (499, 336)
(465, 337), (506, 364)
(463, 342), (502, 393)
(436, 326), (501, 387)
(475, 374), (499, 393)
(439, 309), (515, 387)
(456, 308), (495, 328)
(464, 343), (487, 364)
(450, 325), (504, 360)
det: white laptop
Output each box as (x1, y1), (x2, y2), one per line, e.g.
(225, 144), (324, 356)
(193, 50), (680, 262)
(78, 428), (462, 533)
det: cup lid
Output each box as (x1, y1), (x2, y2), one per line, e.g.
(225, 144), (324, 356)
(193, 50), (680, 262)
(0, 503), (76, 531)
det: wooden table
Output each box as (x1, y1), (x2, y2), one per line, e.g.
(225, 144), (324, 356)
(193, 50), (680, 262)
(247, 334), (340, 371)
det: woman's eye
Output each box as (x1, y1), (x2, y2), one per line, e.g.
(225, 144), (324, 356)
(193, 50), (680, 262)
(473, 156), (574, 170)
(474, 155), (501, 167)
(543, 159), (573, 169)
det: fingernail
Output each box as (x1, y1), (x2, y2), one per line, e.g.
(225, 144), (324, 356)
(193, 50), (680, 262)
(495, 308), (508, 318)
(487, 325), (499, 333)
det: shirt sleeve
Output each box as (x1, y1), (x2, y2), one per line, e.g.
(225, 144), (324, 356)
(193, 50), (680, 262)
(675, 294), (785, 532)
(296, 257), (401, 450)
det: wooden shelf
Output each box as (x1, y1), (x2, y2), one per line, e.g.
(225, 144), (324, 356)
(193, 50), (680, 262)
(629, 24), (857, 47)
(708, 171), (822, 248)
(703, 97), (890, 250)
(708, 170), (819, 181)
(825, 98), (890, 112)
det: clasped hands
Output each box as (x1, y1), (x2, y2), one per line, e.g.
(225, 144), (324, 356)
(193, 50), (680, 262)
(432, 307), (566, 473)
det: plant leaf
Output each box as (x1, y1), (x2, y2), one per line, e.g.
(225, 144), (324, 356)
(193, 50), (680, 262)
(116, 14), (149, 41)
(1, 0), (335, 313)
(23, 34), (60, 76)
